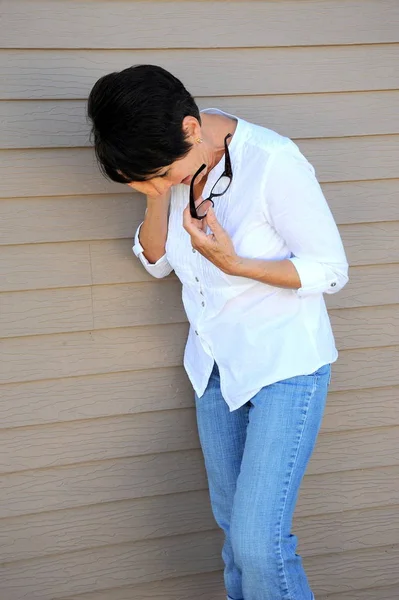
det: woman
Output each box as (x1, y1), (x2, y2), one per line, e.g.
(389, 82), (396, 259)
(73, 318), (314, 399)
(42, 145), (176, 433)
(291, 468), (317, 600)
(87, 64), (349, 600)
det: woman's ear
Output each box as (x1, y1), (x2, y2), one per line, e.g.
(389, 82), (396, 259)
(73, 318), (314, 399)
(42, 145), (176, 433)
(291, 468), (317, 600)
(182, 115), (201, 140)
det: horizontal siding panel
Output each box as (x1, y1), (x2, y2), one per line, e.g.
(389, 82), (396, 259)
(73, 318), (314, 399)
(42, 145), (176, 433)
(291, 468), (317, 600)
(326, 264), (399, 309)
(206, 91), (399, 140)
(4, 219), (398, 271)
(0, 489), (215, 563)
(0, 148), (119, 198)
(1, 333), (398, 388)
(322, 584), (399, 600)
(0, 239), (172, 293)
(0, 409), (199, 474)
(1, 325), (399, 386)
(0, 530), (224, 600)
(0, 193), (145, 245)
(56, 571), (225, 600)
(329, 305), (399, 350)
(2, 286), (398, 342)
(4, 91), (399, 149)
(55, 580), (399, 600)
(0, 531), (398, 600)
(1, 368), (397, 431)
(1, 403), (399, 475)
(2, 136), (398, 198)
(0, 287), (94, 338)
(1, 490), (397, 567)
(340, 221), (399, 266)
(324, 179), (399, 225)
(331, 346), (399, 391)
(0, 323), (188, 384)
(3, 0), (399, 48)
(92, 280), (185, 330)
(1, 245), (398, 299)
(322, 385), (399, 433)
(300, 465), (399, 517)
(11, 256), (399, 310)
(298, 135), (399, 183)
(304, 545), (399, 596)
(0, 281), (184, 338)
(34, 568), (399, 600)
(82, 239), (148, 287)
(3, 137), (399, 199)
(1, 180), (398, 247)
(295, 504), (399, 558)
(0, 450), (209, 519)
(0, 366), (193, 428)
(309, 426), (399, 475)
(0, 241), (93, 292)
(1, 45), (399, 100)
(1, 448), (398, 518)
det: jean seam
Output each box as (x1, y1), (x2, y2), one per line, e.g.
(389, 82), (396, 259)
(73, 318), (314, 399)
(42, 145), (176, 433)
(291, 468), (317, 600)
(275, 375), (317, 600)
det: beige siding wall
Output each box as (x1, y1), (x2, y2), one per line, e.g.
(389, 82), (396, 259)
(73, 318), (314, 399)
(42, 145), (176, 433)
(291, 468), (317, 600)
(0, 1), (398, 598)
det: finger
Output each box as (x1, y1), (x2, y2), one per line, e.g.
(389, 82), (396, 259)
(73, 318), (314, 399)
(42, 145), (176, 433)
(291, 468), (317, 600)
(148, 179), (168, 196)
(205, 206), (224, 237)
(127, 181), (150, 194)
(128, 180), (161, 197)
(190, 196), (210, 233)
(183, 204), (207, 240)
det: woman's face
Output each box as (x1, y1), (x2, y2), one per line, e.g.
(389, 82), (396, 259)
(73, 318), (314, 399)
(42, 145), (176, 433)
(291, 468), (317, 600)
(126, 149), (203, 197)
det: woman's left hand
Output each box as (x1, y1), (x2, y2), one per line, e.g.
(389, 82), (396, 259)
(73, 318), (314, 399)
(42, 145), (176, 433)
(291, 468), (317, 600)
(183, 201), (239, 274)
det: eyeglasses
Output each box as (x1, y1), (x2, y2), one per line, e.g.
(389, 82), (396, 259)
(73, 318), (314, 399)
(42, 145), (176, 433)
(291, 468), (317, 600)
(189, 133), (233, 220)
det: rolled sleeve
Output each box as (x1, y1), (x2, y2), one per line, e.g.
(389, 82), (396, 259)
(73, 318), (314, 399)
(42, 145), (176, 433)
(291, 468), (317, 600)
(132, 222), (174, 279)
(289, 257), (348, 297)
(264, 147), (349, 297)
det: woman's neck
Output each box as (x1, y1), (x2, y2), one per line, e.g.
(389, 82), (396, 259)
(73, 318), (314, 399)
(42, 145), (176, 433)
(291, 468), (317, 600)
(200, 112), (237, 173)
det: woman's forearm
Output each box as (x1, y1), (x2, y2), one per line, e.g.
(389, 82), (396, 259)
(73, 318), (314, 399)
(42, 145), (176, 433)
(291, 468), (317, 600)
(138, 191), (171, 264)
(231, 257), (301, 290)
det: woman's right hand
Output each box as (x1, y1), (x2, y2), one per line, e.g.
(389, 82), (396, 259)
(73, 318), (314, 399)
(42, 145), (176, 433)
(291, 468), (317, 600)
(127, 179), (170, 201)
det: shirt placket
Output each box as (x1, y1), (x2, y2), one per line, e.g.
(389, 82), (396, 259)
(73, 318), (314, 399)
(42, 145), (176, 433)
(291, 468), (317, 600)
(191, 165), (220, 335)
(189, 158), (225, 341)
(191, 249), (207, 337)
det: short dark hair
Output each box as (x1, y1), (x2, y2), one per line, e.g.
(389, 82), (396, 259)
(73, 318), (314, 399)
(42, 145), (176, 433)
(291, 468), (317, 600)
(87, 64), (201, 184)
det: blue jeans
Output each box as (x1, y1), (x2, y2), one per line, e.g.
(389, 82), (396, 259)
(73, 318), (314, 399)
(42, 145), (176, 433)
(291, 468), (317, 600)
(194, 361), (331, 600)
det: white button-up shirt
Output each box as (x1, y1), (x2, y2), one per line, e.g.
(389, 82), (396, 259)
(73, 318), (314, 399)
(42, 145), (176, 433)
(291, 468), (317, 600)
(132, 108), (349, 411)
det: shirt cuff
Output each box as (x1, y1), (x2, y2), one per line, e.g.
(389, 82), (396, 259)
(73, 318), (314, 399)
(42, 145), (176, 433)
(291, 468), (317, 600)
(289, 257), (339, 297)
(132, 222), (173, 278)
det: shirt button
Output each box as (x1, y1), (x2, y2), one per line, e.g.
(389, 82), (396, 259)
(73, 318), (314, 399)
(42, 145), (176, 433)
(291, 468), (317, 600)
(192, 248), (196, 253)
(200, 291), (204, 295)
(201, 301), (205, 307)
(331, 282), (337, 287)
(195, 330), (199, 335)
(195, 277), (199, 282)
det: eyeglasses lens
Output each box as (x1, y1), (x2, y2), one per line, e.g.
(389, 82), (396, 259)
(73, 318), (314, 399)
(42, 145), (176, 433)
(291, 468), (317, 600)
(211, 175), (231, 196)
(196, 199), (213, 218)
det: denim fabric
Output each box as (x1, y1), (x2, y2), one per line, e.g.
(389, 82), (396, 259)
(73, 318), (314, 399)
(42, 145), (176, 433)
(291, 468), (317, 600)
(194, 361), (331, 600)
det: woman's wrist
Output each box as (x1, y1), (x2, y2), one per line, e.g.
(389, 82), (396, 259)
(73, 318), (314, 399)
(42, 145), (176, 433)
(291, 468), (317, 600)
(138, 191), (171, 263)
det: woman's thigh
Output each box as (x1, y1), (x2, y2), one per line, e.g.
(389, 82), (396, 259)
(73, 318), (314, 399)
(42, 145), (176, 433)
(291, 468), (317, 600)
(194, 363), (249, 505)
(230, 364), (331, 553)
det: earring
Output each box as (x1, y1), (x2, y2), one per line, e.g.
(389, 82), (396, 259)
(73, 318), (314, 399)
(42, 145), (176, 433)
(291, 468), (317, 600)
(196, 137), (203, 143)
